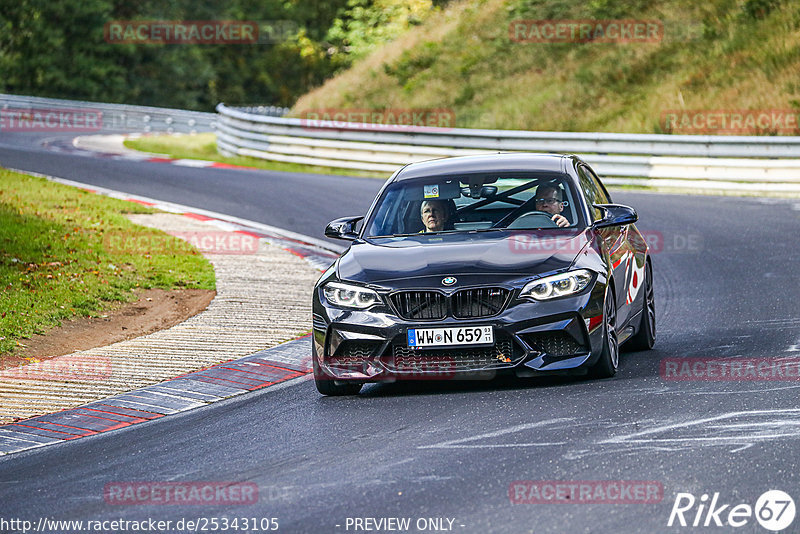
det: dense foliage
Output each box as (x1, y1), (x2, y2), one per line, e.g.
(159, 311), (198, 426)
(292, 0), (800, 134)
(0, 0), (438, 109)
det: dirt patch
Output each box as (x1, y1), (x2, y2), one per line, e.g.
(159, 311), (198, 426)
(1, 288), (215, 370)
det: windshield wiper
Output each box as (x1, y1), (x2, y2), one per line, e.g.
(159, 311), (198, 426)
(371, 229), (506, 238)
(375, 230), (463, 237)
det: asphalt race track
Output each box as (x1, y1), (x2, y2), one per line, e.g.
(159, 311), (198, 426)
(0, 132), (382, 245)
(1, 131), (800, 533)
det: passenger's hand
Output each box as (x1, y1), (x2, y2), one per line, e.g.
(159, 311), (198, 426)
(552, 214), (569, 227)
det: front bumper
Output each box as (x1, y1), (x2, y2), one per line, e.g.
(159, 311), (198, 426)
(312, 284), (607, 382)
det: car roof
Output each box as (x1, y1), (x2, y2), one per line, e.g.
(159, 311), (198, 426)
(392, 153), (578, 182)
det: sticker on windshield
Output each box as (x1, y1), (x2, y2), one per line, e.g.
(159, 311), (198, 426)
(424, 184), (440, 198)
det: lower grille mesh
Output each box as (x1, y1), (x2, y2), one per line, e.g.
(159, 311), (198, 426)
(329, 340), (381, 368)
(522, 332), (586, 357)
(387, 336), (519, 373)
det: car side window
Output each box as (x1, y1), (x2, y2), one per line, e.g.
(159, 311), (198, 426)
(583, 165), (611, 204)
(577, 165), (604, 222)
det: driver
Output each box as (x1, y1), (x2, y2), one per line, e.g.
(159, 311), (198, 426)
(534, 185), (569, 227)
(420, 199), (453, 232)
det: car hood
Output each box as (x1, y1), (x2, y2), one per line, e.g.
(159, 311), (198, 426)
(337, 229), (592, 286)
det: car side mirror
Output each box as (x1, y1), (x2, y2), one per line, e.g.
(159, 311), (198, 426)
(593, 204), (637, 228)
(325, 216), (364, 240)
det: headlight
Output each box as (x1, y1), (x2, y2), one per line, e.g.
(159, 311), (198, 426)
(323, 282), (381, 309)
(520, 270), (593, 301)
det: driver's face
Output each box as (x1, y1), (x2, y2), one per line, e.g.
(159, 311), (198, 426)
(421, 201), (448, 232)
(535, 188), (563, 215)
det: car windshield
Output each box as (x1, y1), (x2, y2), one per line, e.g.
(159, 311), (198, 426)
(364, 172), (582, 237)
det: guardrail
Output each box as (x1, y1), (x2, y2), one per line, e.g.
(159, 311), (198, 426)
(216, 103), (800, 193)
(232, 105), (292, 117)
(1, 93), (217, 134)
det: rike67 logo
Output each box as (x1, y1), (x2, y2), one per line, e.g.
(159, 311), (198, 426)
(668, 490), (795, 531)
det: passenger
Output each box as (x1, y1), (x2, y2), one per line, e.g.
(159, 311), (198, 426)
(420, 199), (453, 232)
(534, 185), (569, 227)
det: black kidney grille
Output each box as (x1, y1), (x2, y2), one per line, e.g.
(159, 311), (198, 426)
(452, 288), (510, 318)
(391, 288), (509, 320)
(390, 291), (447, 320)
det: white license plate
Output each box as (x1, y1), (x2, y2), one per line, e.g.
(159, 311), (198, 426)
(407, 326), (494, 348)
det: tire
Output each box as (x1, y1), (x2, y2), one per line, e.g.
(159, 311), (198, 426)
(315, 378), (363, 396)
(626, 260), (655, 351)
(589, 287), (619, 379)
(313, 358), (363, 396)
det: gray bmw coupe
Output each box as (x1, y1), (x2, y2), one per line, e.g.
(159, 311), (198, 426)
(312, 154), (655, 395)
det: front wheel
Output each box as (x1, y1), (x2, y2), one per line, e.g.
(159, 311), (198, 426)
(589, 288), (619, 379)
(626, 261), (655, 351)
(315, 378), (363, 396)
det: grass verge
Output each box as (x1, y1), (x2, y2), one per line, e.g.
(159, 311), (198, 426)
(292, 0), (800, 134)
(0, 168), (215, 356)
(124, 133), (389, 179)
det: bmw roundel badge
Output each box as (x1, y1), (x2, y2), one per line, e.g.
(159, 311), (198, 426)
(442, 276), (457, 286)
